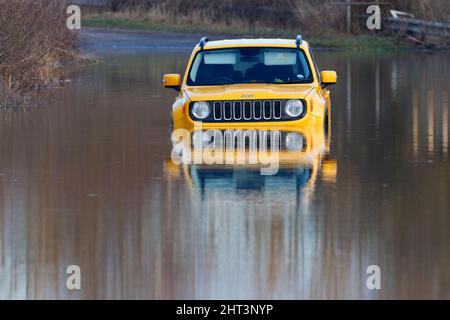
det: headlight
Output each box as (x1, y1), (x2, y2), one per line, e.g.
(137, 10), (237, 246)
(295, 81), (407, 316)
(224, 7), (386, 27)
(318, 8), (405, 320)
(285, 99), (304, 118)
(285, 133), (303, 151)
(192, 102), (211, 119)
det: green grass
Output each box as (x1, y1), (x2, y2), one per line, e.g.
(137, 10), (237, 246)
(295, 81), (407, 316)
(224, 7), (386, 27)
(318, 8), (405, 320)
(83, 16), (412, 51)
(309, 34), (411, 51)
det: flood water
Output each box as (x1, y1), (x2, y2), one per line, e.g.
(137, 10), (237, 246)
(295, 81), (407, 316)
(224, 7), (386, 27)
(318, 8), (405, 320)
(1, 29), (450, 299)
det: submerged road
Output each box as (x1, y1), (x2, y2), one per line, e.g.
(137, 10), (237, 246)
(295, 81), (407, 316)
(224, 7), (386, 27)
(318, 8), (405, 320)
(82, 27), (210, 52)
(0, 27), (450, 299)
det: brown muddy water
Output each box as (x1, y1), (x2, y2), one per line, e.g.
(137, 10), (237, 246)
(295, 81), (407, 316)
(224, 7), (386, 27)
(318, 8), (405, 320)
(1, 29), (450, 299)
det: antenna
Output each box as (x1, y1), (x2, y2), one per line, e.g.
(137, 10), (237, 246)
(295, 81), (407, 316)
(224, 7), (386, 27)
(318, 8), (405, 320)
(199, 37), (208, 50)
(295, 35), (303, 47)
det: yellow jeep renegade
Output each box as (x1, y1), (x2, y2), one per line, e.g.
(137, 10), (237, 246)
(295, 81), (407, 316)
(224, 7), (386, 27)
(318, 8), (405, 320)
(163, 35), (337, 130)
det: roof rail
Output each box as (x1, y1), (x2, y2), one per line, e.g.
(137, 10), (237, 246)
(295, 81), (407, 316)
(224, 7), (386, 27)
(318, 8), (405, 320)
(199, 37), (208, 50)
(295, 35), (303, 47)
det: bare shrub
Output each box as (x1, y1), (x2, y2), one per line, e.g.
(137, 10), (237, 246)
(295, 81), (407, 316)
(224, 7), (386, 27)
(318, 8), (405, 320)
(0, 0), (79, 106)
(394, 0), (450, 23)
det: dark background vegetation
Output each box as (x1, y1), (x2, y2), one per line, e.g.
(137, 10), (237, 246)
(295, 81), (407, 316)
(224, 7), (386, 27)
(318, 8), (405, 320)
(86, 0), (450, 35)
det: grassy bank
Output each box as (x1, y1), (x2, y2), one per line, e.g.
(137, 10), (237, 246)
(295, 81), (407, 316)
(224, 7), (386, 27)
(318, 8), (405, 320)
(83, 16), (410, 51)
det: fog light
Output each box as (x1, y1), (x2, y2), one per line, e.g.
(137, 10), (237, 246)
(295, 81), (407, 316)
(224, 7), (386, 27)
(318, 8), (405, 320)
(285, 99), (304, 118)
(285, 133), (303, 151)
(192, 102), (211, 119)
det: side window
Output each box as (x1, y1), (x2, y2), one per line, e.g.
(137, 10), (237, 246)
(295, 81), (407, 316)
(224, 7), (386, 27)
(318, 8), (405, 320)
(309, 48), (321, 83)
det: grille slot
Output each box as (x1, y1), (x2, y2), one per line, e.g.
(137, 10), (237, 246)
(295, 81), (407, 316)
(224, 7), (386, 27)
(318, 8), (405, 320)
(253, 101), (262, 120)
(213, 102), (222, 120)
(273, 101), (282, 119)
(263, 101), (271, 120)
(223, 101), (232, 120)
(243, 101), (252, 120)
(233, 102), (242, 120)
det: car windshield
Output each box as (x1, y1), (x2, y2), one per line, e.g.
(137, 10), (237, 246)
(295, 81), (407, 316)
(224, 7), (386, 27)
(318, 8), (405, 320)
(187, 47), (313, 86)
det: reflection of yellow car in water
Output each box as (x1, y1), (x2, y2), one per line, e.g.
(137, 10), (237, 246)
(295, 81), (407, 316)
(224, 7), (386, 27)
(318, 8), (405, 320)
(165, 125), (337, 195)
(163, 35), (336, 130)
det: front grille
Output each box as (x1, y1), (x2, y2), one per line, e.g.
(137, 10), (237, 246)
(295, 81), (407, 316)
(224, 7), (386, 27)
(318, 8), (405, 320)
(190, 99), (306, 122)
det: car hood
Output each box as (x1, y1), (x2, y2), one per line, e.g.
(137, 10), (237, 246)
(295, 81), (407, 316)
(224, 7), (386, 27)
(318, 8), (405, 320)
(184, 84), (315, 101)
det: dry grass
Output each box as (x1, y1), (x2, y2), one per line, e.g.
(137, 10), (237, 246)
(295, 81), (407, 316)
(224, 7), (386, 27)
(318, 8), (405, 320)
(0, 0), (80, 106)
(94, 0), (450, 34)
(396, 0), (450, 23)
(91, 0), (348, 35)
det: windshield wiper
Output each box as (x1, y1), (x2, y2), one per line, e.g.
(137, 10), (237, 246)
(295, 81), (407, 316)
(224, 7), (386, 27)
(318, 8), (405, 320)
(285, 79), (306, 84)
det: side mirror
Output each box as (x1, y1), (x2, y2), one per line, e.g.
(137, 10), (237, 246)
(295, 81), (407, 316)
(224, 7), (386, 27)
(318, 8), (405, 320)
(163, 74), (181, 91)
(320, 71), (337, 87)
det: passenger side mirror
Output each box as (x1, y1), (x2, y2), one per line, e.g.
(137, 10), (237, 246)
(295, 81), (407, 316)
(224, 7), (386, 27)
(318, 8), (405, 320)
(320, 71), (337, 87)
(163, 74), (181, 91)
